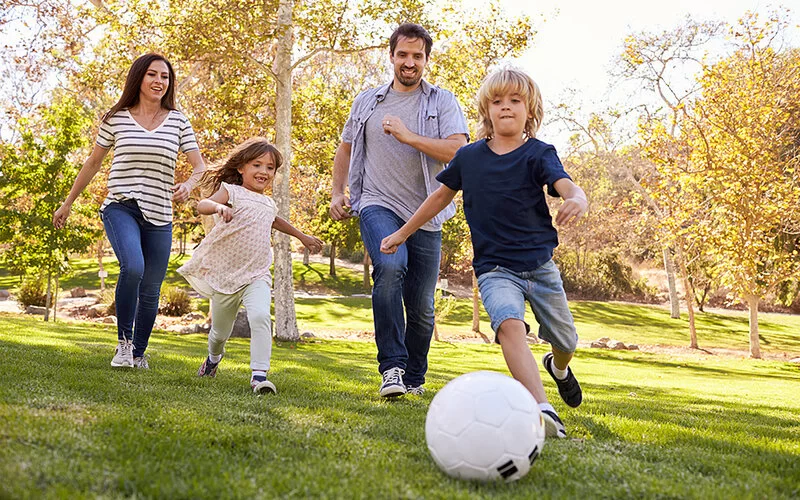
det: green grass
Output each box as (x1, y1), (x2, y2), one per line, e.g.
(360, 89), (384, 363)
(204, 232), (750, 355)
(0, 256), (366, 296)
(1, 315), (799, 498)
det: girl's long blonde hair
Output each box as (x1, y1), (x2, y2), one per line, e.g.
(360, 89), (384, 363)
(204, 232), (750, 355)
(201, 137), (283, 194)
(476, 67), (544, 140)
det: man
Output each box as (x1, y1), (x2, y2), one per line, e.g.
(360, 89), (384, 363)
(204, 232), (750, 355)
(330, 23), (469, 397)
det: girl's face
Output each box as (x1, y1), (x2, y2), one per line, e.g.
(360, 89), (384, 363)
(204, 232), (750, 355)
(237, 152), (277, 193)
(140, 60), (170, 104)
(488, 92), (530, 139)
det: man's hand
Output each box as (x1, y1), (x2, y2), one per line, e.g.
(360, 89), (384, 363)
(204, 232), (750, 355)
(382, 114), (413, 144)
(329, 193), (352, 220)
(380, 231), (407, 254)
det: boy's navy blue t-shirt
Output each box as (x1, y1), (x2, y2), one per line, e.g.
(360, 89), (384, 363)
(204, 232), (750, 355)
(436, 138), (571, 277)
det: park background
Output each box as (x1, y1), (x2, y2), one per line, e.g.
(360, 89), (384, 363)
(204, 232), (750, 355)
(1, 0), (799, 498)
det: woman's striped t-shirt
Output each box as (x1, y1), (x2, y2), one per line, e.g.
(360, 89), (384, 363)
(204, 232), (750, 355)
(97, 109), (199, 226)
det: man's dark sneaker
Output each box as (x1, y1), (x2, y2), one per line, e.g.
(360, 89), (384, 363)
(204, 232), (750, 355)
(197, 356), (222, 377)
(379, 367), (407, 397)
(540, 409), (567, 439)
(542, 352), (582, 408)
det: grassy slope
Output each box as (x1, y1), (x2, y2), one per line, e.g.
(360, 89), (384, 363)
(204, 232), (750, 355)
(1, 315), (798, 499)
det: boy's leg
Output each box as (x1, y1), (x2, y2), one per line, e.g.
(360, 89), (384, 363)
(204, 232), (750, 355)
(401, 227), (441, 389)
(240, 280), (272, 373)
(496, 319), (547, 403)
(526, 260), (582, 408)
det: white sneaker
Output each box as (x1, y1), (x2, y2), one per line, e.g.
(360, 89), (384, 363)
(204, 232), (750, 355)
(541, 409), (567, 439)
(111, 339), (133, 367)
(251, 376), (277, 395)
(133, 354), (150, 369)
(406, 385), (426, 396)
(379, 367), (407, 398)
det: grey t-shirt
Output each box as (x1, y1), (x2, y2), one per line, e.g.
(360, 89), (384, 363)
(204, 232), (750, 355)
(360, 87), (437, 231)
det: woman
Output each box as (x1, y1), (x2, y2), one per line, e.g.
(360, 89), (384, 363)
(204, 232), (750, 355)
(54, 53), (205, 369)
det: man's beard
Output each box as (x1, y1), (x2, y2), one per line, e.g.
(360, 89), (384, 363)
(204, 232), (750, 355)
(395, 68), (421, 88)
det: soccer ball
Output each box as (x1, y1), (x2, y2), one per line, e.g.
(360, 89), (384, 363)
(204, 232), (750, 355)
(425, 371), (545, 482)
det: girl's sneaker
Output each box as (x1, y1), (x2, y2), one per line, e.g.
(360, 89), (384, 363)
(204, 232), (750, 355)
(133, 354), (150, 369)
(197, 356), (222, 377)
(111, 339), (133, 367)
(251, 375), (276, 394)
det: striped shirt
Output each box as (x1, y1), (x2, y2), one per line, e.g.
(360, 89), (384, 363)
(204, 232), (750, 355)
(97, 109), (199, 226)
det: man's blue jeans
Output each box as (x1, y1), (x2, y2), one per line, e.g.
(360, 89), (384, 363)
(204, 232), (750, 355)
(102, 200), (172, 358)
(359, 205), (441, 387)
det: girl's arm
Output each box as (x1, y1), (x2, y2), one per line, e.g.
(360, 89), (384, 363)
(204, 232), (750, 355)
(171, 149), (207, 202)
(272, 217), (323, 253)
(197, 187), (233, 222)
(380, 185), (457, 254)
(53, 144), (110, 229)
(552, 178), (588, 226)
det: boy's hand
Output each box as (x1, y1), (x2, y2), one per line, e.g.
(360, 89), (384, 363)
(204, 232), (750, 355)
(380, 231), (407, 254)
(555, 197), (588, 226)
(216, 203), (233, 223)
(301, 234), (324, 254)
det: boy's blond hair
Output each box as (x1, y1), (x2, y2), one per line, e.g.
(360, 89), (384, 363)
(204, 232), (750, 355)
(476, 67), (543, 140)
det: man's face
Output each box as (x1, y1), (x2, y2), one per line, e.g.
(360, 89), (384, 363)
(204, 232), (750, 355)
(390, 36), (428, 89)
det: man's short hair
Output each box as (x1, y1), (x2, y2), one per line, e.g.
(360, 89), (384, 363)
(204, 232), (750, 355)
(389, 23), (433, 59)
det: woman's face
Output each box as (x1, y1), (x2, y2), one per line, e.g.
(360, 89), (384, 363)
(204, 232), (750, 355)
(140, 60), (170, 104)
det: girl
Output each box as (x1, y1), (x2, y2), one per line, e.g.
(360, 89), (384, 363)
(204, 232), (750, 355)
(54, 53), (206, 369)
(178, 138), (322, 394)
(380, 68), (588, 438)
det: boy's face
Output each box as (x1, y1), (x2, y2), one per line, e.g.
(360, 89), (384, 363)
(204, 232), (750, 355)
(390, 36), (428, 89)
(237, 152), (277, 194)
(488, 92), (530, 138)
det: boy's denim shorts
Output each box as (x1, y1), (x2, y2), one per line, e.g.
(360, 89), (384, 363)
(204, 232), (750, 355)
(476, 260), (578, 353)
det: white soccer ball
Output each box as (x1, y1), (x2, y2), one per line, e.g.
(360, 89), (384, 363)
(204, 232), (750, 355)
(425, 371), (546, 482)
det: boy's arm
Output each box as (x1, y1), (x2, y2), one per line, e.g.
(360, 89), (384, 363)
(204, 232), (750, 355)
(552, 178), (588, 226)
(272, 216), (323, 253)
(197, 187), (233, 222)
(380, 185), (457, 254)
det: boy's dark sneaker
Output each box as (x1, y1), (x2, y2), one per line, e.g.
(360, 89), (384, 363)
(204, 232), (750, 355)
(540, 409), (567, 439)
(197, 356), (221, 377)
(542, 352), (582, 408)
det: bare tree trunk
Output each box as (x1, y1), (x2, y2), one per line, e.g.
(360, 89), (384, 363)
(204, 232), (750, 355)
(663, 246), (680, 319)
(746, 294), (761, 359)
(44, 271), (52, 322)
(433, 322), (440, 341)
(52, 267), (60, 323)
(674, 248), (698, 348)
(471, 273), (490, 343)
(98, 239), (106, 293)
(329, 240), (337, 277)
(303, 247), (309, 266)
(272, 0), (298, 341)
(363, 251), (371, 293)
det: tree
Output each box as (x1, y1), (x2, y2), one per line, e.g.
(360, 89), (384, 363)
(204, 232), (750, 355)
(0, 95), (101, 319)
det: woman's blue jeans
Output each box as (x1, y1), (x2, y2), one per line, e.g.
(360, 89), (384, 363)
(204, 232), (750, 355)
(102, 200), (172, 357)
(359, 205), (441, 387)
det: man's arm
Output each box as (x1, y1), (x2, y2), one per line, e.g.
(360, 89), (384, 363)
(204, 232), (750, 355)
(382, 113), (467, 163)
(329, 141), (352, 220)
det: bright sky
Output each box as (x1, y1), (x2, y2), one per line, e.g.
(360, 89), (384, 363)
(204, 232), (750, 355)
(488, 0), (799, 148)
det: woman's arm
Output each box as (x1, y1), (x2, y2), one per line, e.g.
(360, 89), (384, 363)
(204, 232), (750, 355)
(171, 149), (207, 202)
(53, 144), (110, 228)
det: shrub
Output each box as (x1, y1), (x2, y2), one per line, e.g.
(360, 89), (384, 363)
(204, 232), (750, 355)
(17, 275), (47, 308)
(159, 285), (193, 316)
(347, 249), (365, 264)
(556, 250), (660, 303)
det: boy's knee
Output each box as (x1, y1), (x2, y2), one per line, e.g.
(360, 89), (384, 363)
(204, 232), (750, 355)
(496, 318), (528, 344)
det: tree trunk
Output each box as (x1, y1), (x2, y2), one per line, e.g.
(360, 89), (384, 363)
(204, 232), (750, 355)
(303, 247), (309, 266)
(675, 248), (697, 348)
(433, 322), (440, 341)
(663, 246), (680, 319)
(98, 239), (106, 293)
(363, 251), (371, 293)
(272, 0), (298, 341)
(52, 267), (60, 323)
(471, 273), (480, 332)
(746, 294), (761, 359)
(329, 241), (337, 277)
(44, 271), (52, 322)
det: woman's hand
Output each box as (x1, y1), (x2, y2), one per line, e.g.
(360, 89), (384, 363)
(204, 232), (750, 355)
(53, 202), (72, 229)
(171, 182), (191, 203)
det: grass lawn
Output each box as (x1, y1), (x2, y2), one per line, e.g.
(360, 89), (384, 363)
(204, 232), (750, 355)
(1, 315), (799, 498)
(0, 256), (367, 296)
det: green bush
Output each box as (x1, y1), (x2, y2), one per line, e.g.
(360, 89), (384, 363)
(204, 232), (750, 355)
(556, 250), (660, 303)
(17, 275), (47, 308)
(159, 285), (193, 316)
(347, 249), (365, 264)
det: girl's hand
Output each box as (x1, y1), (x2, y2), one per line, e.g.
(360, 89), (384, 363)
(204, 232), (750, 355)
(171, 182), (191, 202)
(380, 231), (406, 254)
(301, 234), (324, 254)
(53, 202), (72, 229)
(216, 203), (233, 223)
